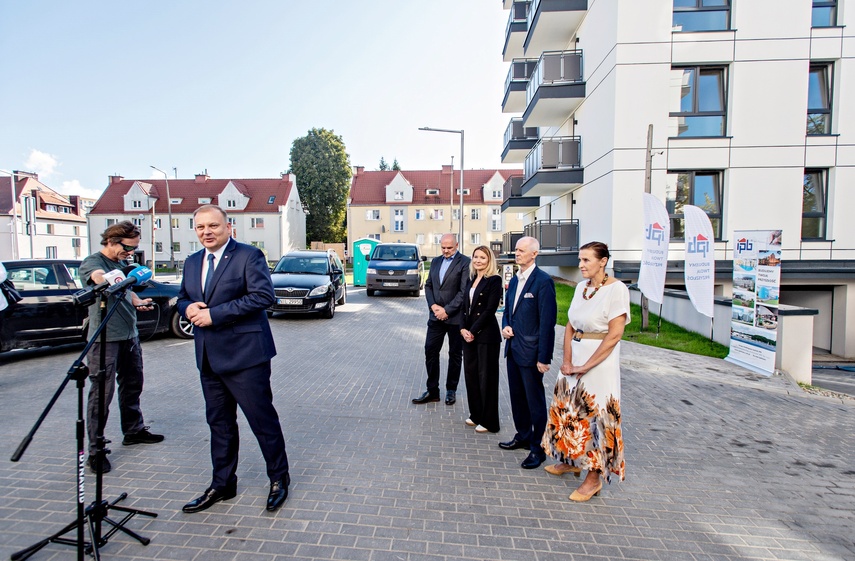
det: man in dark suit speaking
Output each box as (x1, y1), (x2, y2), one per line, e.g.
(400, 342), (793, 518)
(413, 234), (470, 405)
(499, 236), (557, 469)
(178, 205), (290, 513)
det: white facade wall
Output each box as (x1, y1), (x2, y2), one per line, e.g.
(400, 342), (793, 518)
(2, 217), (86, 261)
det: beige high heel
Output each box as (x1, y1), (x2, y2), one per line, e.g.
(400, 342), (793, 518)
(569, 481), (603, 502)
(544, 463), (581, 477)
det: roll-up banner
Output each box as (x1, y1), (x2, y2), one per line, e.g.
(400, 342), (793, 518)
(683, 205), (715, 318)
(638, 193), (670, 305)
(725, 229), (782, 375)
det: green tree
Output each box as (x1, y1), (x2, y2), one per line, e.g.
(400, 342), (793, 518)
(391, 158), (401, 171)
(288, 128), (352, 243)
(378, 157), (389, 171)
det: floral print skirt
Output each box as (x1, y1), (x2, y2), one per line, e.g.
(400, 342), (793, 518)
(541, 376), (625, 483)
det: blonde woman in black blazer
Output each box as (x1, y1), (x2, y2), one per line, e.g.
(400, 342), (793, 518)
(460, 246), (503, 433)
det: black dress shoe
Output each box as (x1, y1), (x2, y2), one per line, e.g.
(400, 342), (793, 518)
(182, 487), (237, 513)
(521, 452), (547, 469)
(445, 390), (456, 405)
(412, 391), (440, 404)
(266, 474), (290, 512)
(498, 437), (529, 450)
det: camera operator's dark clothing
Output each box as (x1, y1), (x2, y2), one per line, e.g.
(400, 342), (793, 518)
(80, 253), (136, 341)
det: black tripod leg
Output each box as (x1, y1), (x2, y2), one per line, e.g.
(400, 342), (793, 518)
(10, 519), (81, 561)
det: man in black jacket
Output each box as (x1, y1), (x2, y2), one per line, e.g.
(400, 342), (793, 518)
(413, 234), (470, 405)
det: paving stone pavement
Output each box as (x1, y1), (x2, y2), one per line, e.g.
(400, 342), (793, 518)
(1, 286), (854, 561)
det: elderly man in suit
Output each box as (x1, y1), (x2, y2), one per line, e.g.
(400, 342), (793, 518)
(499, 236), (557, 469)
(178, 205), (290, 513)
(413, 234), (471, 405)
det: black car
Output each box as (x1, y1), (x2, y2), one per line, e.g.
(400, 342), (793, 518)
(269, 250), (346, 319)
(0, 259), (193, 353)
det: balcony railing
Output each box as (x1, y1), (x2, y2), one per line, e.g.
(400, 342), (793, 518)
(503, 231), (524, 254)
(504, 58), (539, 97)
(524, 136), (581, 181)
(526, 49), (583, 106)
(524, 219), (580, 251)
(505, 1), (530, 37)
(504, 118), (538, 148)
(503, 175), (525, 200)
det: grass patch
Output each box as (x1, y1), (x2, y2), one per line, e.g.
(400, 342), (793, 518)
(555, 282), (728, 359)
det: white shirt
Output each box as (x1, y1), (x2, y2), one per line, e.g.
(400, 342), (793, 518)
(201, 244), (228, 293)
(512, 265), (535, 313)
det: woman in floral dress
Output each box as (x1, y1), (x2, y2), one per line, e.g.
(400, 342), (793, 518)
(541, 241), (630, 501)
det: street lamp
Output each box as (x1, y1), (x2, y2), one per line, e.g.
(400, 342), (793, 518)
(419, 127), (465, 254)
(150, 165), (175, 269)
(0, 168), (20, 260)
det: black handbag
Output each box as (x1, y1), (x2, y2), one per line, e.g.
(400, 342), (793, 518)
(1, 279), (22, 306)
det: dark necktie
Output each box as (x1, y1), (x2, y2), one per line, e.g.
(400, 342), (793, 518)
(204, 253), (215, 298)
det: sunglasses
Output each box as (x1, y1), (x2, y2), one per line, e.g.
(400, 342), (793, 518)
(118, 242), (139, 252)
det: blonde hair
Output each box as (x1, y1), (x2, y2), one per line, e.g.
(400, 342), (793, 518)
(469, 245), (498, 279)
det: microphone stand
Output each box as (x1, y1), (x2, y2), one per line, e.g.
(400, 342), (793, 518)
(10, 286), (158, 560)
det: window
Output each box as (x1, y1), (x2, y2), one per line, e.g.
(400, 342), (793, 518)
(452, 209), (460, 220)
(228, 217), (237, 228)
(366, 209), (380, 221)
(198, 197), (212, 204)
(250, 241), (265, 249)
(189, 241), (199, 252)
(132, 218), (142, 226)
(171, 218), (180, 229)
(672, 0), (730, 32)
(802, 169), (828, 240)
(470, 208), (481, 220)
(492, 188), (502, 199)
(251, 217), (264, 229)
(45, 224), (54, 234)
(426, 189), (440, 196)
(188, 218), (194, 229)
(172, 242), (181, 254)
(106, 218), (117, 227)
(491, 208), (502, 232)
(132, 200), (141, 208)
(431, 209), (444, 220)
(267, 195), (276, 204)
(170, 198), (181, 205)
(808, 64), (832, 135)
(671, 66), (726, 137)
(470, 233), (481, 245)
(393, 190), (404, 200)
(812, 1), (837, 27)
(226, 200), (236, 208)
(45, 246), (57, 259)
(416, 233), (425, 245)
(433, 234), (443, 245)
(368, 233), (381, 240)
(46, 204), (58, 212)
(73, 226), (79, 235)
(156, 242), (163, 253)
(665, 171), (723, 239)
(455, 188), (470, 196)
(415, 209), (426, 220)
(393, 209), (405, 232)
(155, 218), (162, 229)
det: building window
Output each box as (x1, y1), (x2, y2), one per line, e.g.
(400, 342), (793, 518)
(415, 209), (426, 220)
(171, 218), (180, 229)
(665, 171), (723, 240)
(250, 241), (265, 249)
(452, 209), (460, 220)
(393, 209), (405, 232)
(433, 234), (443, 245)
(188, 218), (194, 229)
(808, 64), (832, 135)
(132, 200), (141, 208)
(368, 233), (381, 240)
(267, 195), (276, 204)
(470, 208), (481, 220)
(802, 169), (828, 240)
(812, 0), (837, 27)
(251, 217), (264, 229)
(366, 209), (380, 221)
(46, 224), (54, 234)
(45, 246), (57, 259)
(672, 0), (730, 32)
(198, 197), (212, 204)
(431, 209), (444, 221)
(393, 190), (404, 200)
(73, 226), (80, 235)
(226, 200), (236, 208)
(155, 218), (162, 229)
(416, 233), (425, 245)
(470, 233), (481, 245)
(455, 188), (470, 196)
(106, 218), (117, 227)
(491, 208), (502, 232)
(492, 189), (502, 199)
(132, 218), (142, 226)
(172, 242), (181, 254)
(156, 242), (163, 253)
(170, 198), (181, 205)
(189, 241), (199, 252)
(670, 66), (726, 137)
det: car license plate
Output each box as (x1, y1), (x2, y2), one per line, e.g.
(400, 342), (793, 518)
(382, 282), (397, 287)
(277, 298), (301, 305)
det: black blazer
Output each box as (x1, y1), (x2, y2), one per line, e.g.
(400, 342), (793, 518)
(461, 274), (502, 344)
(424, 252), (470, 325)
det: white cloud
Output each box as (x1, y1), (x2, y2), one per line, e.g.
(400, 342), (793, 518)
(59, 179), (104, 201)
(24, 149), (59, 178)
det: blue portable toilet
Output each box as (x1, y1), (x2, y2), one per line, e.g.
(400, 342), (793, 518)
(351, 238), (380, 286)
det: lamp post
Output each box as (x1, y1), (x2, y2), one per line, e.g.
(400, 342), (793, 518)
(0, 168), (20, 260)
(150, 165), (175, 269)
(419, 127), (465, 254)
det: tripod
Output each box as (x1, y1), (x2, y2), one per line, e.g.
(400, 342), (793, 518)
(10, 287), (157, 560)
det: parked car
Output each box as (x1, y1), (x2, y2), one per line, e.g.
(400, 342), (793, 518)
(0, 259), (193, 353)
(268, 250), (346, 319)
(366, 243), (425, 297)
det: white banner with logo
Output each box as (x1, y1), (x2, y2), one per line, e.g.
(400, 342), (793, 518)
(683, 205), (715, 318)
(638, 193), (670, 304)
(725, 229), (782, 375)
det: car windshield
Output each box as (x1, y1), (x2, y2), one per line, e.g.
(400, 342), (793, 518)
(371, 247), (418, 261)
(274, 256), (328, 275)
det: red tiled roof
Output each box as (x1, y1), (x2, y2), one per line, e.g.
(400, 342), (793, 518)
(89, 177), (295, 215)
(349, 169), (521, 205)
(0, 176), (86, 222)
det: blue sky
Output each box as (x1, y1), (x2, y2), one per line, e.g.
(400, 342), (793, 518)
(0, 1), (513, 199)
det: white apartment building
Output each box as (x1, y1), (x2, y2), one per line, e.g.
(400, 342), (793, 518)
(0, 171), (89, 261)
(500, 0), (854, 357)
(87, 173), (306, 266)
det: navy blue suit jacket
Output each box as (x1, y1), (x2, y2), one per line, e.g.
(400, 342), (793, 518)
(424, 252), (470, 326)
(178, 238), (276, 374)
(501, 266), (557, 366)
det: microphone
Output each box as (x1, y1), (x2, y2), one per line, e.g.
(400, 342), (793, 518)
(72, 264), (144, 306)
(105, 266), (153, 295)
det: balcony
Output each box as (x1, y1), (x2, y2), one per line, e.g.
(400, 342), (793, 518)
(521, 136), (583, 197)
(523, 50), (585, 127)
(524, 0), (588, 56)
(502, 231), (524, 254)
(503, 1), (530, 61)
(502, 58), (538, 113)
(502, 118), (538, 163)
(524, 219), (580, 252)
(501, 175), (539, 213)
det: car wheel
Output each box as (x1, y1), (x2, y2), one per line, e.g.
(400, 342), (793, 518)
(367, 289), (375, 297)
(170, 311), (194, 339)
(324, 295), (335, 319)
(337, 285), (346, 306)
(411, 289), (420, 297)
